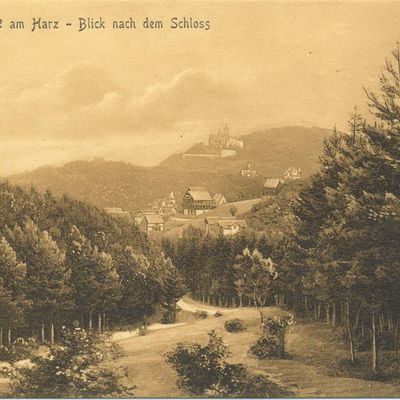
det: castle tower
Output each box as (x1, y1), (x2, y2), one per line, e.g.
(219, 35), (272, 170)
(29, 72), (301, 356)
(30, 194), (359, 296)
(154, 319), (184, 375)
(223, 124), (229, 137)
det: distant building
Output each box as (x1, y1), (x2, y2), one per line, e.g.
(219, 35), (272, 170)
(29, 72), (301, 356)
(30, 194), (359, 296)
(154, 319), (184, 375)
(209, 124), (244, 150)
(103, 207), (133, 224)
(205, 216), (247, 237)
(182, 186), (216, 216)
(139, 213), (165, 233)
(284, 167), (302, 180)
(240, 162), (259, 178)
(263, 179), (285, 196)
(147, 190), (178, 216)
(213, 193), (227, 207)
(134, 210), (158, 226)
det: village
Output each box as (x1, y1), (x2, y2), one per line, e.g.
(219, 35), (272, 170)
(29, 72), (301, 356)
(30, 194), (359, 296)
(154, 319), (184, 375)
(103, 126), (302, 237)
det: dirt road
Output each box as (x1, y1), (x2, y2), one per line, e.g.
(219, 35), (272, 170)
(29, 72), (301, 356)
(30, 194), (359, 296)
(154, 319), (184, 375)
(116, 297), (400, 398)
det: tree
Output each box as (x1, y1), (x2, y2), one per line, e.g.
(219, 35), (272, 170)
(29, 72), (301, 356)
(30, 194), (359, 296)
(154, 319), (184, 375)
(0, 237), (27, 343)
(161, 261), (187, 323)
(229, 206), (238, 217)
(6, 221), (71, 343)
(114, 245), (152, 323)
(9, 326), (134, 398)
(234, 248), (277, 323)
(347, 105), (364, 143)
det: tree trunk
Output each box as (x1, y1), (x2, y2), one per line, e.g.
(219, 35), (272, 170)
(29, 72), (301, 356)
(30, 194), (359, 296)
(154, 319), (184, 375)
(331, 302), (336, 328)
(8, 327), (11, 346)
(317, 302), (322, 319)
(89, 312), (93, 330)
(346, 301), (355, 362)
(50, 322), (55, 344)
(326, 302), (331, 324)
(395, 320), (398, 357)
(80, 313), (84, 329)
(304, 294), (308, 316)
(371, 308), (378, 374)
(239, 295), (243, 307)
(354, 304), (362, 333)
(0, 327), (3, 346)
(41, 322), (45, 343)
(98, 312), (102, 333)
(103, 312), (106, 331)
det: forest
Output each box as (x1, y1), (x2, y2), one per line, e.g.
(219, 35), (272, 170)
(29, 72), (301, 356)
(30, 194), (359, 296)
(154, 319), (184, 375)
(0, 182), (180, 344)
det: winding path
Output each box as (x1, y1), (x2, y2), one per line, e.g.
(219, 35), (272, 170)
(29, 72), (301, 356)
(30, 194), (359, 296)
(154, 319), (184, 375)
(115, 297), (400, 397)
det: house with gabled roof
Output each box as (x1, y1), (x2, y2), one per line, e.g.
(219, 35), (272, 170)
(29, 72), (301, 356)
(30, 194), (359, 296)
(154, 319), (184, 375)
(139, 212), (165, 233)
(263, 178), (285, 196)
(284, 167), (302, 180)
(182, 186), (216, 216)
(213, 193), (227, 207)
(204, 216), (247, 237)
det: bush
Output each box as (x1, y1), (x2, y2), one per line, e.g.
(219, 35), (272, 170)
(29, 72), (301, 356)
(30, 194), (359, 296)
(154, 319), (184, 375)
(195, 310), (208, 320)
(138, 325), (148, 336)
(214, 311), (223, 318)
(224, 319), (246, 333)
(8, 327), (134, 398)
(249, 315), (294, 359)
(166, 330), (290, 397)
(249, 336), (283, 359)
(0, 337), (39, 362)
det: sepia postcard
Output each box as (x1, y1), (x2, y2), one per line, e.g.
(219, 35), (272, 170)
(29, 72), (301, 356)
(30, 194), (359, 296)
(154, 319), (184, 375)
(0, 0), (400, 397)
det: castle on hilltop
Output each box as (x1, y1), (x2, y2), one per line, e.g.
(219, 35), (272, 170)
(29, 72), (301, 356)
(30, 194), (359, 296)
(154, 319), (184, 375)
(208, 124), (244, 150)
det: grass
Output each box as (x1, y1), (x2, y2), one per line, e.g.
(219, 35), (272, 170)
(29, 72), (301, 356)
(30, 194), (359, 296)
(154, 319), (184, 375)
(289, 321), (400, 384)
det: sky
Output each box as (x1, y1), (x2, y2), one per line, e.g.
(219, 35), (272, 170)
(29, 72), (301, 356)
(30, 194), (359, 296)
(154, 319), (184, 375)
(2, 0), (400, 175)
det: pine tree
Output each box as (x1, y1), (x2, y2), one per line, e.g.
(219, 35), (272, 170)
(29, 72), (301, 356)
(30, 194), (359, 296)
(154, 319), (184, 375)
(6, 220), (72, 342)
(161, 261), (187, 324)
(0, 237), (27, 344)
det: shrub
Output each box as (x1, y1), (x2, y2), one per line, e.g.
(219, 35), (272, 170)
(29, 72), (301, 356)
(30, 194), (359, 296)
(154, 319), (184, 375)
(195, 310), (208, 320)
(249, 315), (294, 359)
(8, 326), (134, 398)
(214, 311), (223, 318)
(138, 325), (148, 336)
(224, 319), (246, 333)
(0, 337), (39, 363)
(249, 335), (283, 359)
(166, 330), (290, 397)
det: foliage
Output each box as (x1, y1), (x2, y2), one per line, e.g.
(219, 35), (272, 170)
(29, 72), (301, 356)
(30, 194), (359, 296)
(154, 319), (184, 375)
(0, 337), (38, 363)
(214, 311), (223, 318)
(0, 181), (169, 339)
(249, 315), (294, 359)
(9, 326), (134, 398)
(161, 261), (187, 324)
(234, 248), (277, 322)
(249, 336), (282, 359)
(138, 325), (148, 336)
(224, 319), (246, 333)
(166, 330), (290, 398)
(195, 310), (208, 320)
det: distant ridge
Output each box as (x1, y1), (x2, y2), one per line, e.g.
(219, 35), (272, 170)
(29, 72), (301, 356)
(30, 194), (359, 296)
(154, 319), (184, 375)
(7, 126), (331, 213)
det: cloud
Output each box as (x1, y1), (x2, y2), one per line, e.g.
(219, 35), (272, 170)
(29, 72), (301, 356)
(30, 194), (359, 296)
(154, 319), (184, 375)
(0, 63), (245, 174)
(1, 64), (241, 138)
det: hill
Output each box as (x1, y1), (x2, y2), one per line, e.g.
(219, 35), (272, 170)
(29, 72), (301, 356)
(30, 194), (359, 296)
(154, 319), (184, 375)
(7, 126), (330, 213)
